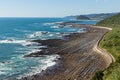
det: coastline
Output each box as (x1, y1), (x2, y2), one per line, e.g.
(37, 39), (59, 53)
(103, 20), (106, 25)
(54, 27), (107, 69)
(18, 24), (114, 80)
(92, 26), (115, 64)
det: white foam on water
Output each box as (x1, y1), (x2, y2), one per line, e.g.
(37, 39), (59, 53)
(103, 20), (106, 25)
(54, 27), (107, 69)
(22, 41), (40, 47)
(51, 26), (60, 29)
(0, 67), (12, 71)
(67, 28), (78, 31)
(16, 54), (60, 79)
(26, 49), (42, 55)
(25, 45), (47, 55)
(43, 21), (63, 26)
(27, 31), (49, 38)
(27, 31), (63, 40)
(77, 28), (86, 33)
(0, 39), (26, 44)
(43, 22), (55, 26)
(0, 62), (6, 67)
(48, 34), (54, 37)
(0, 66), (12, 75)
(38, 55), (60, 71)
(0, 39), (40, 47)
(0, 71), (5, 75)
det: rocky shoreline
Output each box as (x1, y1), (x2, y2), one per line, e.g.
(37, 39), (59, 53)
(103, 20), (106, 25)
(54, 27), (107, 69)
(18, 24), (112, 80)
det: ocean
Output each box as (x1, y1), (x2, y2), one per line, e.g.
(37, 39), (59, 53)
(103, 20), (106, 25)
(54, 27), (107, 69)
(0, 18), (97, 79)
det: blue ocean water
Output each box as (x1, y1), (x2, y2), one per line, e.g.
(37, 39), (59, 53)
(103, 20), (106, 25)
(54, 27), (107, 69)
(0, 18), (97, 79)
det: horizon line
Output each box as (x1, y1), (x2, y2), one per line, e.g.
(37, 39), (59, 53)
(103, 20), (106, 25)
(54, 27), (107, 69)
(0, 12), (119, 18)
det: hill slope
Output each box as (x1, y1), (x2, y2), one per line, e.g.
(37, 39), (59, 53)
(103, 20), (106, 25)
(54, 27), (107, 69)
(64, 13), (118, 20)
(93, 13), (120, 80)
(97, 13), (120, 27)
(76, 15), (90, 20)
(86, 13), (117, 20)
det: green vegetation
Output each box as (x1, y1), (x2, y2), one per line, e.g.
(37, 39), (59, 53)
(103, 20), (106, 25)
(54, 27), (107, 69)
(86, 13), (117, 20)
(65, 13), (117, 20)
(103, 62), (120, 80)
(97, 13), (120, 28)
(76, 15), (90, 20)
(97, 13), (120, 59)
(92, 71), (104, 80)
(92, 13), (120, 80)
(100, 28), (120, 59)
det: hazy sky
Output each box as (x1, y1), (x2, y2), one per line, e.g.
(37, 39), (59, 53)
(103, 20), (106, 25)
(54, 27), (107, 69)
(0, 0), (120, 17)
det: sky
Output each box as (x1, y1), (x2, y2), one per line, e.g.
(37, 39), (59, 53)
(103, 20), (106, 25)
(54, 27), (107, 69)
(0, 0), (120, 17)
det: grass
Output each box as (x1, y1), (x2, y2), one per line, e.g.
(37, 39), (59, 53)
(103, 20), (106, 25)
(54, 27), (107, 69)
(100, 28), (120, 59)
(92, 13), (120, 80)
(92, 71), (104, 80)
(103, 62), (120, 80)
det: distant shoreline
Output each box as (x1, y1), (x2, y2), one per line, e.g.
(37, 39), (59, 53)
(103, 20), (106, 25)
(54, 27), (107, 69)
(19, 24), (113, 80)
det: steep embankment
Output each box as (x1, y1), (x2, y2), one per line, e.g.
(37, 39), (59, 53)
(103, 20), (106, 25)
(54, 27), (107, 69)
(92, 13), (120, 80)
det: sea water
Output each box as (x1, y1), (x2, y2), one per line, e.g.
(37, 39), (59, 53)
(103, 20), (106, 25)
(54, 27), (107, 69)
(0, 18), (97, 79)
